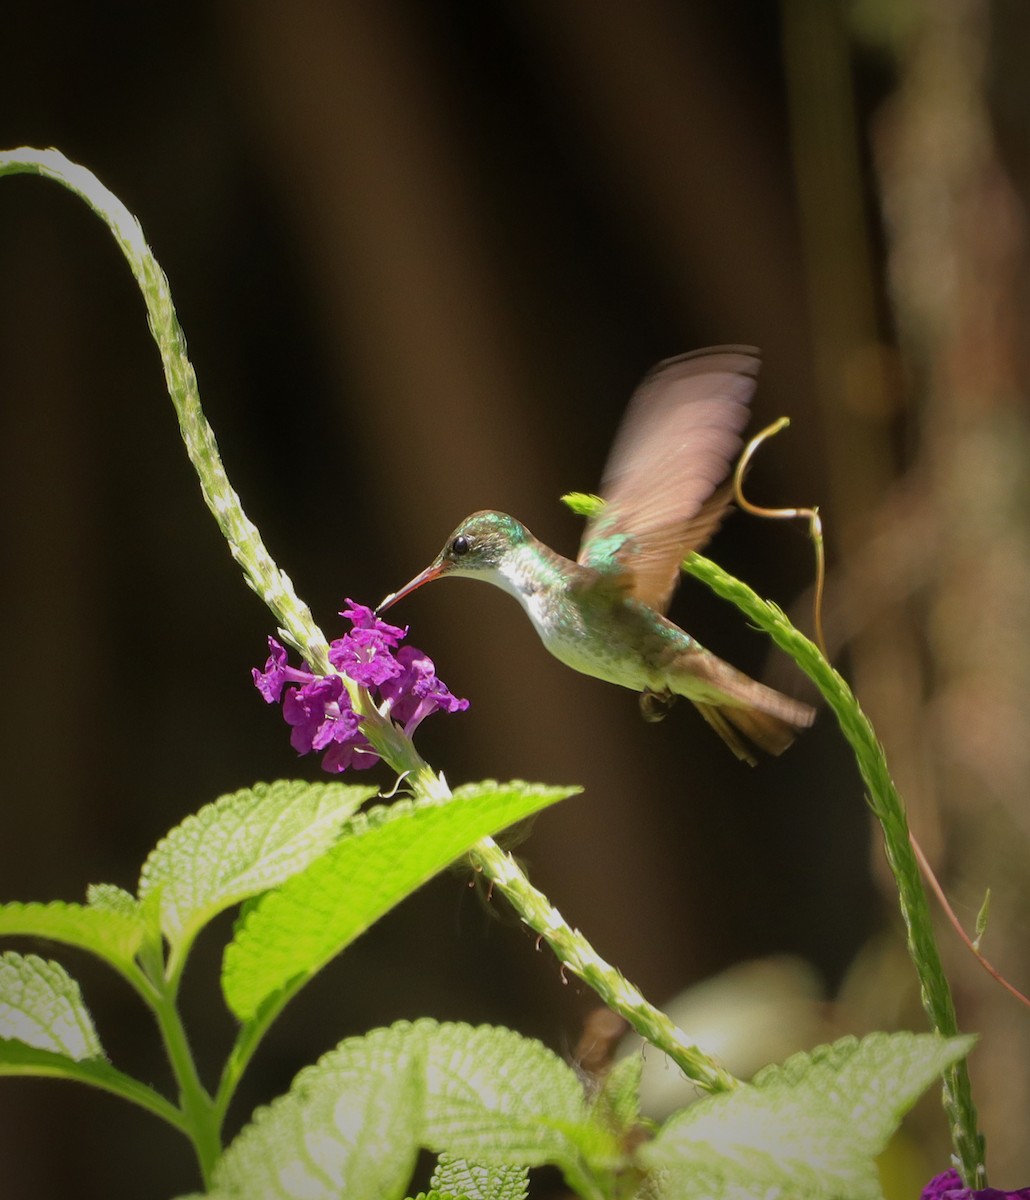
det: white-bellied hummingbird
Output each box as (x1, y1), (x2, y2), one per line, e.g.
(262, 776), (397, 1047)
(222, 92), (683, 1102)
(378, 346), (815, 763)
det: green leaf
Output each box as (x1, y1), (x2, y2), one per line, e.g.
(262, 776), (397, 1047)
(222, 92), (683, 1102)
(212, 1021), (598, 1200)
(431, 1153), (528, 1200)
(0, 1037), (110, 1079)
(642, 1032), (976, 1200)
(211, 1022), (427, 1200)
(0, 951), (103, 1060)
(86, 883), (140, 918)
(222, 781), (578, 1020)
(0, 1036), (187, 1129)
(0, 900), (144, 978)
(593, 1052), (644, 1136)
(420, 1022), (592, 1169)
(140, 780), (375, 952)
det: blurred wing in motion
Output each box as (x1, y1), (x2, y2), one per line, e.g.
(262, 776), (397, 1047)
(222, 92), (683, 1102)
(578, 346), (760, 613)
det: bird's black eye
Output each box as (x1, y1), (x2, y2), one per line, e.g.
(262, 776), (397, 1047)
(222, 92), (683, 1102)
(451, 534), (472, 556)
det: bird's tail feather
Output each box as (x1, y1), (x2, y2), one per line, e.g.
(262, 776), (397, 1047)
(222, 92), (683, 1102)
(674, 647), (816, 763)
(693, 701), (808, 766)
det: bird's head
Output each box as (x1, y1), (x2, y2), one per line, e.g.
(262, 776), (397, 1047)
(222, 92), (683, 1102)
(378, 511), (530, 610)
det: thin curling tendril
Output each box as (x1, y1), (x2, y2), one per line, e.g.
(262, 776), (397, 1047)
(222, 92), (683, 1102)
(733, 416), (827, 658)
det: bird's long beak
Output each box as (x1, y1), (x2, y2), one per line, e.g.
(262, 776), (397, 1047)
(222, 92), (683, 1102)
(377, 561), (445, 612)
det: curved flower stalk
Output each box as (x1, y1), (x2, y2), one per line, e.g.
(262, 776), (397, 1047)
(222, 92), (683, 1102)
(561, 485), (988, 1186)
(681, 544), (987, 1185)
(0, 146), (736, 1098)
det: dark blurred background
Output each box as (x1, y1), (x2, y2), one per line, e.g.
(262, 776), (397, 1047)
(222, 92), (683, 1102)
(2, 2), (1029, 1197)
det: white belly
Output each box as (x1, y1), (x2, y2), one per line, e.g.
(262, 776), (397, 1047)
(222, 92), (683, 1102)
(487, 551), (667, 694)
(524, 593), (656, 692)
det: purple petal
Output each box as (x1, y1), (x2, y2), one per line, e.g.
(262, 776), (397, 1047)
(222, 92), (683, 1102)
(329, 632), (403, 688)
(922, 1172), (969, 1200)
(380, 644), (468, 732)
(341, 599), (406, 644)
(282, 675), (347, 755)
(328, 601), (412, 688)
(310, 704), (361, 752)
(921, 1171), (1030, 1200)
(321, 737), (380, 773)
(252, 637), (290, 704)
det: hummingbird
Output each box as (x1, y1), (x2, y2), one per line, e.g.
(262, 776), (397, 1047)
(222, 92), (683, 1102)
(378, 346), (815, 763)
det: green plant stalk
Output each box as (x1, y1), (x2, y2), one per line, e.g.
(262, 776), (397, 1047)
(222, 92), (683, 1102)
(214, 1004), (283, 1125)
(681, 551), (986, 1186)
(63, 949), (202, 1135)
(150, 987), (221, 1184)
(0, 147), (737, 1099)
(467, 836), (737, 1093)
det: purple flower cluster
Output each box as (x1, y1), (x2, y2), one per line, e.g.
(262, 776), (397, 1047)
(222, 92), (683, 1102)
(922, 1171), (1030, 1200)
(253, 600), (468, 773)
